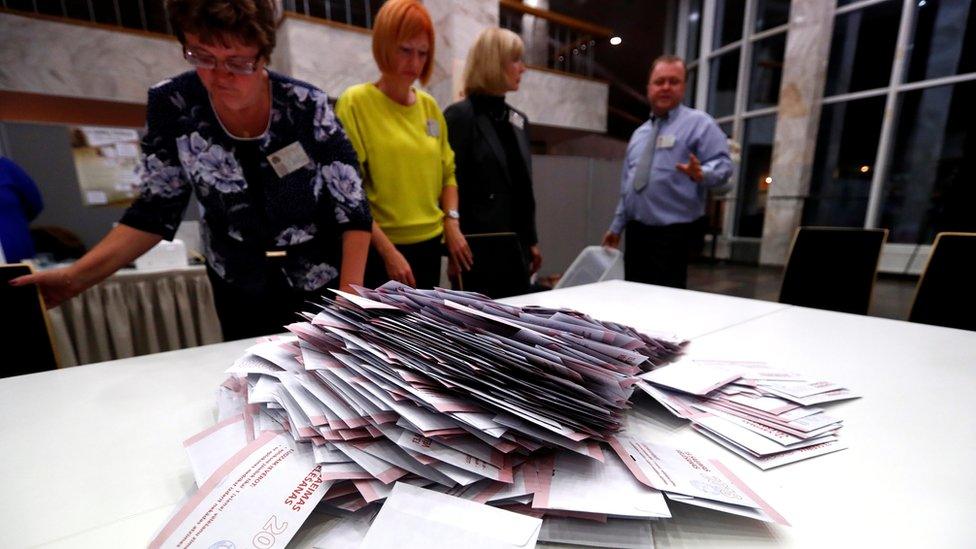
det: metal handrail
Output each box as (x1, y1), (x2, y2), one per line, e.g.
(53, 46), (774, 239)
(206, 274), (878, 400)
(498, 0), (611, 38)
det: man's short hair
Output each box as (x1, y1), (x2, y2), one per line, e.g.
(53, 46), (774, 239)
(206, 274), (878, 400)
(649, 54), (687, 81)
(166, 0), (279, 61)
(372, 0), (436, 85)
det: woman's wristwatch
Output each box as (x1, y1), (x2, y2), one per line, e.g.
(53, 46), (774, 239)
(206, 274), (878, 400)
(446, 209), (460, 220)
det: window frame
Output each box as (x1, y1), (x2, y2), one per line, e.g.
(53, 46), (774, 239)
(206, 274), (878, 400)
(674, 0), (791, 239)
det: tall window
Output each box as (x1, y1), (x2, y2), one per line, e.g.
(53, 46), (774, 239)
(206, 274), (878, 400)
(674, 0), (791, 239)
(805, 0), (976, 244)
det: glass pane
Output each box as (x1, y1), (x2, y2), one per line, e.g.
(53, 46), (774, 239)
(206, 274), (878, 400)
(684, 64), (699, 107)
(719, 122), (733, 137)
(906, 0), (976, 82)
(91, 1), (120, 25)
(879, 81), (976, 243)
(825, 1), (903, 96)
(713, 0), (746, 48)
(687, 0), (703, 61)
(62, 0), (94, 21)
(4, 0), (34, 12)
(755, 0), (791, 32)
(735, 115), (776, 237)
(707, 49), (740, 118)
(803, 96), (886, 227)
(34, 0), (63, 16)
(748, 32), (786, 111)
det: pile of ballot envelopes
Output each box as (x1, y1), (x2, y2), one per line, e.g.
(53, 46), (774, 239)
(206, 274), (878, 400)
(638, 358), (859, 470)
(152, 284), (804, 549)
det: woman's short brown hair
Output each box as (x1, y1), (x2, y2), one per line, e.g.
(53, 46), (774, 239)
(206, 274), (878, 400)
(463, 28), (523, 96)
(166, 0), (279, 61)
(371, 0), (435, 85)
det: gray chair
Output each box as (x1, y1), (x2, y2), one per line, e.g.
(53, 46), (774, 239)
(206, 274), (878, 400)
(1, 263), (61, 377)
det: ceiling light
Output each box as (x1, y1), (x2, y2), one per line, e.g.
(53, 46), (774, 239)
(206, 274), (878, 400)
(860, 165), (871, 173)
(610, 36), (622, 46)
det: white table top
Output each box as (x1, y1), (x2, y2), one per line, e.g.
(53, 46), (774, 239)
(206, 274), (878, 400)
(504, 280), (790, 339)
(2, 281), (973, 547)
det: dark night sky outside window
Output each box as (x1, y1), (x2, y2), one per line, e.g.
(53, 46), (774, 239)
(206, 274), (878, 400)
(880, 81), (976, 243)
(708, 49), (740, 118)
(687, 0), (703, 61)
(755, 0), (791, 32)
(713, 0), (746, 48)
(748, 33), (786, 110)
(825, 1), (903, 96)
(905, 0), (976, 82)
(803, 96), (886, 228)
(735, 115), (776, 237)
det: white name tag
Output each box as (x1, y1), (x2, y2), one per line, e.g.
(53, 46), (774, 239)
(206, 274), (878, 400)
(509, 110), (525, 130)
(426, 119), (440, 138)
(268, 141), (311, 178)
(657, 134), (676, 149)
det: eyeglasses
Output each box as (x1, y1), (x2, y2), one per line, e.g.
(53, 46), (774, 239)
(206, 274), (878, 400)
(183, 47), (260, 75)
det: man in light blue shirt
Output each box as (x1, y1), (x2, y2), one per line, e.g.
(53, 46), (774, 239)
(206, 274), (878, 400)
(603, 55), (732, 288)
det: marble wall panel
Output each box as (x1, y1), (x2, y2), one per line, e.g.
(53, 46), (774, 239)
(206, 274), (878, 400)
(761, 0), (834, 265)
(760, 197), (805, 265)
(0, 13), (184, 104)
(275, 18), (376, 98)
(508, 70), (608, 133)
(425, 0), (498, 107)
(3, 6), (609, 134)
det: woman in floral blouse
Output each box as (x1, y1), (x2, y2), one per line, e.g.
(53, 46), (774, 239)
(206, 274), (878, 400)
(11, 0), (372, 340)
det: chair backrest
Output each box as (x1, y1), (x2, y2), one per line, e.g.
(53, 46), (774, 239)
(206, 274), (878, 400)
(779, 227), (888, 315)
(456, 232), (529, 299)
(909, 232), (976, 331)
(0, 263), (60, 377)
(554, 246), (624, 289)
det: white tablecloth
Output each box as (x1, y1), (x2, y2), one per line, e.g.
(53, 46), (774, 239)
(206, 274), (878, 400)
(49, 265), (223, 366)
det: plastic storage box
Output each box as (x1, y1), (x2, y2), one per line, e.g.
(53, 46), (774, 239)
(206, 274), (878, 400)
(554, 246), (624, 289)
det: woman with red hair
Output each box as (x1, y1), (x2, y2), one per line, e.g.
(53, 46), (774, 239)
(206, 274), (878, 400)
(336, 0), (471, 289)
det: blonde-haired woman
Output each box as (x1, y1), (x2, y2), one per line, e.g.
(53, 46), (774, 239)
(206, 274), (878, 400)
(336, 0), (470, 289)
(444, 28), (541, 291)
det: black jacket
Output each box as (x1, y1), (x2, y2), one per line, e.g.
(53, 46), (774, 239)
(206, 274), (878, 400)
(444, 95), (538, 248)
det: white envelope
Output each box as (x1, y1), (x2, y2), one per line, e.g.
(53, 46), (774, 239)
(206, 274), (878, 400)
(309, 506), (379, 548)
(359, 482), (542, 549)
(151, 432), (332, 549)
(608, 435), (789, 526)
(538, 516), (654, 549)
(182, 414), (250, 487)
(534, 448), (670, 519)
(642, 361), (741, 395)
(695, 425), (847, 470)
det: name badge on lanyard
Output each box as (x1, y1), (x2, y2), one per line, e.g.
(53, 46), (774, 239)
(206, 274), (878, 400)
(267, 141), (311, 178)
(426, 119), (440, 138)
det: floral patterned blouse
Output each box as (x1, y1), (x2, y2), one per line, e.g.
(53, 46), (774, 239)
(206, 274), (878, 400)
(120, 71), (371, 293)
